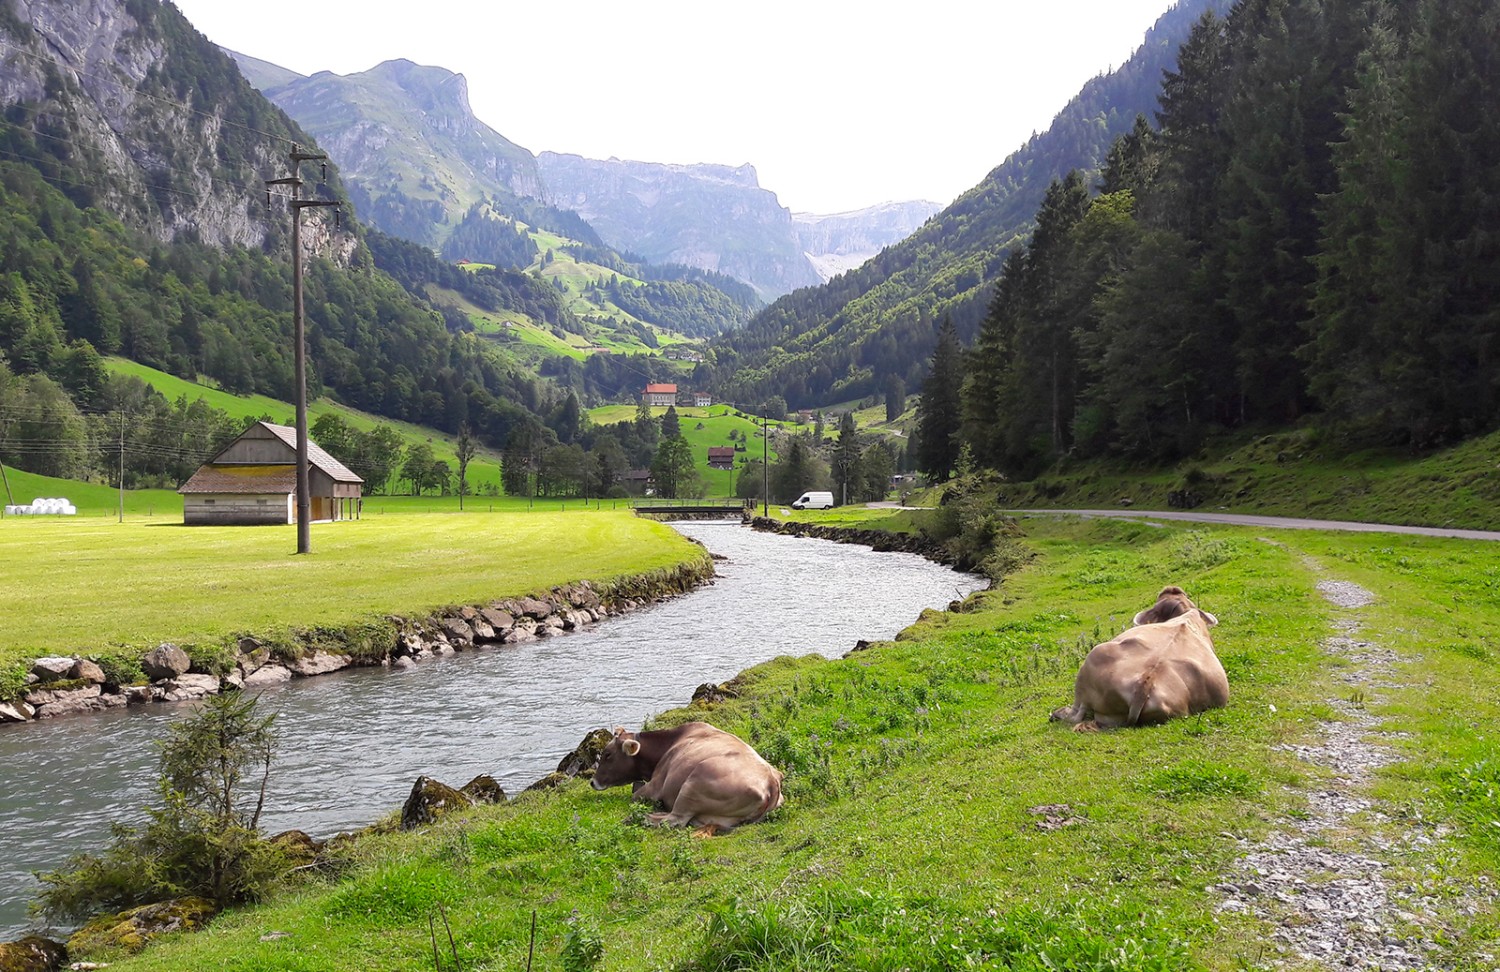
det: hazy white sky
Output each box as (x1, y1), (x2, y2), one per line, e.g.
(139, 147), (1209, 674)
(172, 0), (1177, 215)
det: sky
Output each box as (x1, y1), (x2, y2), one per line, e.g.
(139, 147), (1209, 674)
(171, 0), (1178, 216)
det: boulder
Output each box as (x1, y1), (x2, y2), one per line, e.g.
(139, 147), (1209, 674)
(471, 619), (497, 641)
(141, 644), (191, 680)
(124, 685), (160, 705)
(524, 771), (571, 792)
(68, 659), (106, 685)
(516, 596), (552, 620)
(554, 728), (614, 779)
(66, 897), (216, 956)
(0, 700), (35, 722)
(691, 682), (739, 706)
(457, 605), (479, 622)
(235, 645), (271, 678)
(0, 935), (67, 971)
(504, 621), (538, 644)
(268, 829), (325, 868)
(160, 674), (220, 702)
(29, 657), (74, 682)
(439, 619), (473, 645)
(478, 607), (514, 631)
(400, 776), (471, 829)
(459, 775), (506, 805)
(286, 651), (350, 677)
(24, 684), (101, 712)
(236, 636), (262, 654)
(243, 664), (292, 688)
(391, 655), (417, 670)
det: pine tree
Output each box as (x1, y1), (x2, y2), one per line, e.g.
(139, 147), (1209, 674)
(832, 411), (859, 506)
(917, 316), (963, 481)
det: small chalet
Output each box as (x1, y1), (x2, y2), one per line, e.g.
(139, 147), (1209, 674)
(706, 447), (735, 470)
(642, 383), (678, 407)
(178, 421), (363, 526)
(676, 390), (713, 408)
(621, 468), (655, 496)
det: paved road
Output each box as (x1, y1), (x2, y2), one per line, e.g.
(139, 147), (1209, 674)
(1005, 508), (1500, 542)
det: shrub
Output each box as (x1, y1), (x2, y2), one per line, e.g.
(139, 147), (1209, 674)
(35, 691), (284, 921)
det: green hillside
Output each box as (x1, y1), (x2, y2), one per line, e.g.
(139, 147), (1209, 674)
(104, 358), (503, 493)
(712, 0), (1227, 410)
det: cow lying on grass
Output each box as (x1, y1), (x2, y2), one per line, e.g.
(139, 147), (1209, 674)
(592, 721), (784, 836)
(1050, 585), (1228, 732)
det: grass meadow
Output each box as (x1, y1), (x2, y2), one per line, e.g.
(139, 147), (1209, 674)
(0, 510), (702, 670)
(81, 517), (1500, 970)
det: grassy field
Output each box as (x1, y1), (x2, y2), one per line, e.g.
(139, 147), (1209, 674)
(0, 510), (701, 670)
(1003, 425), (1500, 531)
(105, 358), (505, 493)
(588, 404), (795, 497)
(77, 515), (1500, 970)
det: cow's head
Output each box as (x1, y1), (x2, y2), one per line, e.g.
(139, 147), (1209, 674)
(590, 726), (646, 790)
(1133, 585), (1218, 628)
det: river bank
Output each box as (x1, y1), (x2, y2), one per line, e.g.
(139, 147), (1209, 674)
(0, 521), (987, 945)
(44, 516), (1495, 971)
(1, 554), (716, 725)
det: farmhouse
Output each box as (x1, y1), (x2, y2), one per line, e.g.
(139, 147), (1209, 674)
(677, 390), (713, 408)
(178, 421), (363, 526)
(642, 383), (678, 407)
(706, 447), (735, 470)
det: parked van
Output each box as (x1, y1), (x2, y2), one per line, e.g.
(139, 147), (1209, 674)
(791, 490), (834, 510)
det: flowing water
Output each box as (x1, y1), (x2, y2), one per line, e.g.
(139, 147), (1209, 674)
(0, 522), (983, 937)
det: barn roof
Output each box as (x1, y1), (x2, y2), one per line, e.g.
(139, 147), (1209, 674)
(178, 464), (297, 495)
(259, 423), (364, 483)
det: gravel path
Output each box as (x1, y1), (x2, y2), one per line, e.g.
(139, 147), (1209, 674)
(1213, 575), (1457, 969)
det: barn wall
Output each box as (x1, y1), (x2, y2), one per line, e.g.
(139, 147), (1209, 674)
(183, 493), (292, 526)
(216, 431), (293, 465)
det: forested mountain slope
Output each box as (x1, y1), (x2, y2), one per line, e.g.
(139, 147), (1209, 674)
(711, 0), (1230, 410)
(942, 0), (1500, 481)
(0, 0), (578, 489)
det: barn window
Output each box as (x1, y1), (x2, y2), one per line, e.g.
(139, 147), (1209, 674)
(204, 499), (216, 505)
(257, 498), (268, 505)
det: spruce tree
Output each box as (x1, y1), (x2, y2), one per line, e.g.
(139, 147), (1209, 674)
(917, 316), (963, 481)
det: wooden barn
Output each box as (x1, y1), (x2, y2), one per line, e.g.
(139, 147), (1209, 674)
(178, 421), (363, 526)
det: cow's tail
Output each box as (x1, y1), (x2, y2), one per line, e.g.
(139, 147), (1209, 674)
(1126, 674), (1153, 727)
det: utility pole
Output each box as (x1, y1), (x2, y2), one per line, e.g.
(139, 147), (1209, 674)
(117, 410), (125, 523)
(761, 405), (769, 519)
(266, 146), (340, 555)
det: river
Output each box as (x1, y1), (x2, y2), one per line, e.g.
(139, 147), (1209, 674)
(0, 521), (984, 938)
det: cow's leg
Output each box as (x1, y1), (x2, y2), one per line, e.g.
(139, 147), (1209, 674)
(645, 809), (695, 828)
(1050, 702), (1090, 724)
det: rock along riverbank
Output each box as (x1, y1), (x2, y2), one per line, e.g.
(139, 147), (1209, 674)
(0, 553), (716, 726)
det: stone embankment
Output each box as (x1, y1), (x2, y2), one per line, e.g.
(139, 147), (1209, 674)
(0, 556), (715, 725)
(746, 516), (955, 563)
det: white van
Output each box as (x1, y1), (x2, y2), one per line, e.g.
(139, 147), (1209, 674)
(791, 490), (834, 510)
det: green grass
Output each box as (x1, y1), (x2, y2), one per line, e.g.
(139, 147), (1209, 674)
(588, 405), (793, 496)
(85, 516), (1500, 970)
(0, 465), (180, 518)
(0, 510), (701, 669)
(1002, 425), (1500, 531)
(105, 358), (504, 493)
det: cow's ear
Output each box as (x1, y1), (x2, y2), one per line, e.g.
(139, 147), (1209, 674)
(623, 738), (641, 756)
(1132, 609), (1150, 626)
(1199, 609), (1218, 627)
(612, 725), (628, 738)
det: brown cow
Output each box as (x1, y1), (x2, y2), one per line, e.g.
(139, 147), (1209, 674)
(591, 721), (783, 835)
(1049, 586), (1228, 732)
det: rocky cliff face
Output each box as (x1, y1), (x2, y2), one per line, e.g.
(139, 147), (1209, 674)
(536, 152), (822, 301)
(0, 0), (338, 252)
(255, 59), (543, 248)
(793, 201), (941, 281)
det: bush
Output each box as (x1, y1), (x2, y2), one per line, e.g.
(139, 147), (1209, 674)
(35, 691), (284, 922)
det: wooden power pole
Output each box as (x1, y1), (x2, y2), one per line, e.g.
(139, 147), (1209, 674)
(266, 147), (339, 555)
